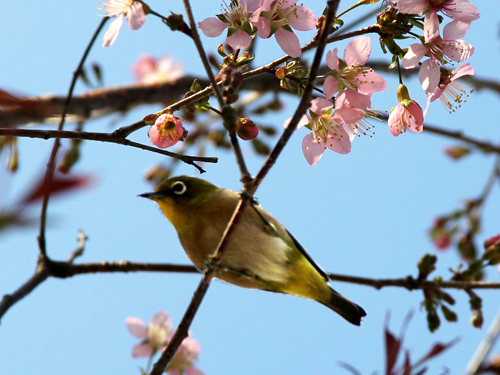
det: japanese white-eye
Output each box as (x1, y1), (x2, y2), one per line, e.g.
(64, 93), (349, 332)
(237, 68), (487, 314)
(140, 176), (366, 325)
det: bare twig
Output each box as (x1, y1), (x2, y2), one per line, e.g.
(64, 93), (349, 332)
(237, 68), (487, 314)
(37, 17), (108, 257)
(0, 127), (217, 172)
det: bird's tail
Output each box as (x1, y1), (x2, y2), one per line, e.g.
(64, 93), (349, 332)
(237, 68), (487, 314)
(320, 288), (367, 326)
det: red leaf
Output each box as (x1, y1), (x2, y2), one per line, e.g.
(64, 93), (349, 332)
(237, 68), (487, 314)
(20, 174), (93, 205)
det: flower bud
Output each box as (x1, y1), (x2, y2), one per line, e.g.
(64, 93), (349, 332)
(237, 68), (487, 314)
(236, 118), (259, 140)
(471, 309), (483, 328)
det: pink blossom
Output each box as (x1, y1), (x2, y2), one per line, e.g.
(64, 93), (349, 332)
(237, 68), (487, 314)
(101, 0), (146, 47)
(390, 0), (480, 23)
(388, 101), (424, 137)
(424, 63), (474, 115)
(251, 0), (316, 58)
(284, 98), (351, 165)
(198, 0), (260, 51)
(167, 335), (205, 375)
(403, 20), (474, 93)
(126, 311), (172, 358)
(334, 91), (374, 139)
(323, 36), (387, 99)
(131, 54), (184, 84)
(149, 114), (185, 148)
(388, 84), (424, 136)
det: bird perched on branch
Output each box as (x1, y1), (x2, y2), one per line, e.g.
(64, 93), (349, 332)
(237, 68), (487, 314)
(140, 176), (366, 325)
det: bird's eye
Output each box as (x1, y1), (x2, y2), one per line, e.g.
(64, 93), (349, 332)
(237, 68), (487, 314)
(171, 181), (187, 195)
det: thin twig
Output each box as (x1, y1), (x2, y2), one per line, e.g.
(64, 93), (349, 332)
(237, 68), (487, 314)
(0, 128), (216, 172)
(37, 18), (108, 257)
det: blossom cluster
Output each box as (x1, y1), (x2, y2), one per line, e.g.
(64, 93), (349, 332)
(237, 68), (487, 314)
(126, 311), (204, 375)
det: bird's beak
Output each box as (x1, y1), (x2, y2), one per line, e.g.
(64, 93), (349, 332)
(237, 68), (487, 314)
(138, 192), (163, 200)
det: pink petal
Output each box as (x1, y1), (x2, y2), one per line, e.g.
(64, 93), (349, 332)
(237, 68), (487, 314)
(355, 70), (387, 94)
(442, 40), (474, 62)
(402, 43), (428, 69)
(442, 0), (480, 23)
(310, 98), (333, 116)
(151, 311), (171, 325)
(227, 30), (252, 50)
(275, 27), (301, 58)
(443, 20), (470, 40)
(198, 17), (227, 37)
(418, 59), (440, 93)
(302, 133), (325, 165)
(185, 367), (206, 375)
(393, 0), (428, 14)
(344, 89), (371, 110)
(323, 76), (339, 99)
(240, 0), (261, 13)
(406, 101), (424, 133)
(388, 105), (404, 137)
(256, 17), (271, 39)
(325, 128), (351, 154)
(102, 14), (124, 47)
(132, 343), (154, 358)
(333, 107), (362, 127)
(344, 36), (371, 66)
(127, 2), (146, 30)
(451, 63), (474, 81)
(289, 5), (316, 31)
(424, 11), (439, 43)
(126, 317), (148, 339)
(283, 114), (311, 129)
(326, 49), (339, 70)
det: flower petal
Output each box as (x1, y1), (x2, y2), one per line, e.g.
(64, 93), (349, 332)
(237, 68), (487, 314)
(310, 98), (333, 116)
(450, 63), (474, 81)
(323, 76), (339, 99)
(344, 36), (371, 66)
(127, 2), (146, 30)
(227, 29), (252, 50)
(326, 49), (339, 70)
(289, 5), (316, 31)
(102, 14), (124, 47)
(132, 343), (154, 358)
(198, 17), (227, 37)
(418, 59), (440, 93)
(443, 20), (470, 40)
(355, 70), (387, 94)
(402, 44), (428, 69)
(275, 27), (301, 58)
(126, 317), (148, 339)
(325, 127), (351, 154)
(424, 11), (439, 43)
(302, 133), (324, 165)
(442, 40), (474, 62)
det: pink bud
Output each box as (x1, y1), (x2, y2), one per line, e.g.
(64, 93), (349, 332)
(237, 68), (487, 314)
(236, 118), (259, 140)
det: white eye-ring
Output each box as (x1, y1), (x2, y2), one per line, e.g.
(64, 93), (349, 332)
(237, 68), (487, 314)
(172, 181), (187, 195)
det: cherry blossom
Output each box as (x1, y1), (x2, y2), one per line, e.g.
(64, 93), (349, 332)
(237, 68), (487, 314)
(403, 20), (474, 93)
(284, 98), (351, 165)
(126, 311), (172, 358)
(149, 113), (185, 148)
(323, 36), (387, 100)
(334, 91), (374, 139)
(424, 63), (475, 115)
(131, 54), (184, 84)
(198, 0), (260, 51)
(101, 0), (146, 47)
(167, 335), (205, 375)
(389, 0), (480, 23)
(388, 84), (424, 137)
(251, 0), (316, 58)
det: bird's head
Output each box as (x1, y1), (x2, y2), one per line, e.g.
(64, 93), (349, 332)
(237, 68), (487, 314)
(139, 176), (219, 225)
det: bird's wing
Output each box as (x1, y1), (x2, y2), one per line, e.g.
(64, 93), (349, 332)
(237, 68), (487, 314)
(249, 202), (329, 282)
(284, 229), (329, 282)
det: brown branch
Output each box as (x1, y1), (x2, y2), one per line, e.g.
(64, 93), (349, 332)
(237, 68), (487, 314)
(0, 127), (217, 172)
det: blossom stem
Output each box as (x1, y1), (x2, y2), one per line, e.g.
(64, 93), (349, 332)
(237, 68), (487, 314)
(396, 57), (403, 85)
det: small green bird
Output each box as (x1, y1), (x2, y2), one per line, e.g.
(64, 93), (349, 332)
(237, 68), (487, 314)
(140, 176), (366, 325)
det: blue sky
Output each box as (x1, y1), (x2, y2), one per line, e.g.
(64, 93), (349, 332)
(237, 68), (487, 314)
(1, 1), (499, 375)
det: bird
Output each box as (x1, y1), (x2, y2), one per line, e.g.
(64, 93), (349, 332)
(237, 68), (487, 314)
(139, 176), (366, 325)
